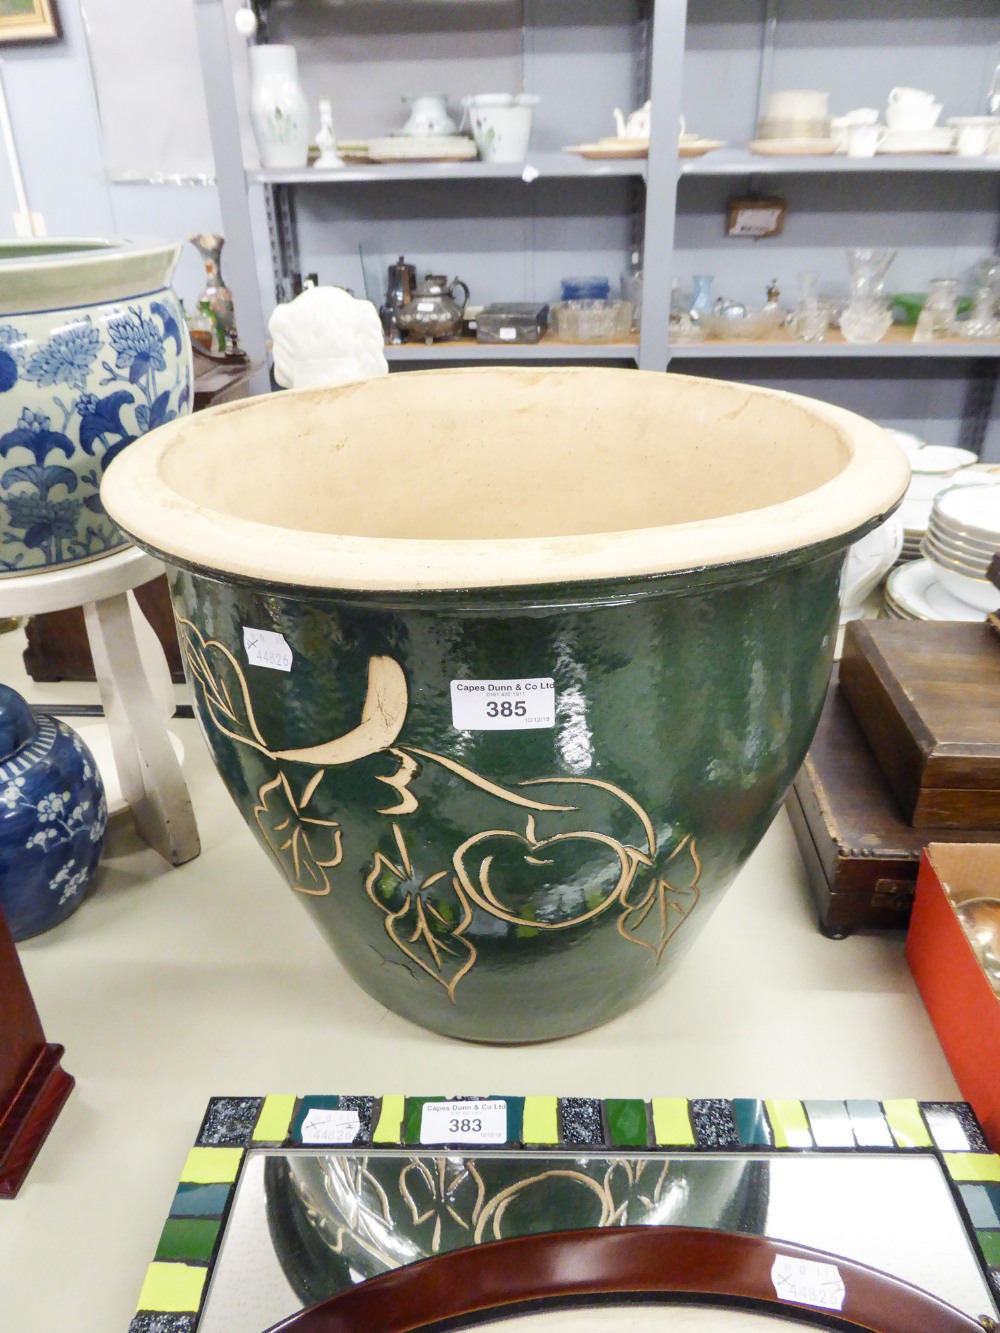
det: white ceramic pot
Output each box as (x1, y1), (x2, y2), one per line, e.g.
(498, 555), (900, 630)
(0, 238), (191, 577)
(401, 94), (457, 137)
(463, 94), (539, 163)
(249, 44), (309, 170)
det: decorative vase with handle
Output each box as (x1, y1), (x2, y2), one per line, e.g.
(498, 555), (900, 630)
(249, 44), (309, 170)
(188, 233), (237, 347)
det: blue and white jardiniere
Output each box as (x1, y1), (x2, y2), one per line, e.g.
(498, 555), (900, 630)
(0, 238), (192, 577)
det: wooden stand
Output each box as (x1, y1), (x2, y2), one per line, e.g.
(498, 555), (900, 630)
(0, 909), (73, 1198)
(0, 547), (200, 866)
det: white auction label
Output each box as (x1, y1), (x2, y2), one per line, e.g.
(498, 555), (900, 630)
(498, 327), (517, 341)
(299, 1108), (361, 1145)
(243, 627), (293, 672)
(450, 678), (555, 731)
(419, 1099), (508, 1145)
(771, 1255), (845, 1312)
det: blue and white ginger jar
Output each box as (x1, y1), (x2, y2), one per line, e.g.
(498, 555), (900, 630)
(0, 684), (107, 940)
(0, 238), (192, 577)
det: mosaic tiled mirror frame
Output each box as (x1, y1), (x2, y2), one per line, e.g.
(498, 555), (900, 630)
(129, 1094), (1000, 1333)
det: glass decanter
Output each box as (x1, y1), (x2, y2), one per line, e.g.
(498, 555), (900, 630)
(913, 277), (959, 342)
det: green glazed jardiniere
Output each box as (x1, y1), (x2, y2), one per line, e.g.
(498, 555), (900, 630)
(101, 368), (908, 1043)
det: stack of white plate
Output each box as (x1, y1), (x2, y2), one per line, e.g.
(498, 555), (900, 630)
(918, 483), (1000, 616)
(883, 560), (986, 621)
(890, 440), (981, 568)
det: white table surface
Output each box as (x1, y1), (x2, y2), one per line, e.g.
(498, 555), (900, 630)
(0, 628), (960, 1333)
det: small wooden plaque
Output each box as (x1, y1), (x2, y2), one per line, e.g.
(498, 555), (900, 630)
(839, 620), (1000, 829)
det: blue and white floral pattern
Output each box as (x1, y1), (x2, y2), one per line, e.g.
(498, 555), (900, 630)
(0, 290), (192, 576)
(0, 704), (107, 940)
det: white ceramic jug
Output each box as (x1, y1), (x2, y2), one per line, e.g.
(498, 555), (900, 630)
(249, 45), (310, 169)
(401, 94), (457, 137)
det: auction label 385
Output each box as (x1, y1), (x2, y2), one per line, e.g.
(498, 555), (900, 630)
(450, 677), (555, 730)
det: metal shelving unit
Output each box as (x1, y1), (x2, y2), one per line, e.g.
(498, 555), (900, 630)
(194, 0), (1000, 452)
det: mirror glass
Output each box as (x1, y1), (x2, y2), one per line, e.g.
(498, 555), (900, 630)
(198, 1150), (997, 1333)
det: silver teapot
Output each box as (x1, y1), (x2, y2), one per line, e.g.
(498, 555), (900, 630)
(396, 273), (470, 344)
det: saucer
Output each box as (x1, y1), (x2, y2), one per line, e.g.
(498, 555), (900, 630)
(878, 127), (954, 154)
(885, 558), (986, 622)
(748, 138), (837, 156)
(366, 135), (477, 162)
(565, 140), (648, 160)
(678, 137), (726, 157)
(909, 444), (979, 474)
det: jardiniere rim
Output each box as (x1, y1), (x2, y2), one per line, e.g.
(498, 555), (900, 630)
(0, 237), (184, 315)
(100, 366), (909, 593)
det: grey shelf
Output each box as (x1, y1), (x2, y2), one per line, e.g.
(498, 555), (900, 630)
(669, 338), (1000, 360)
(681, 148), (1000, 177)
(386, 339), (639, 363)
(251, 152), (647, 186)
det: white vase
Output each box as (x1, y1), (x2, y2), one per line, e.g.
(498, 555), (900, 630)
(249, 45), (309, 170)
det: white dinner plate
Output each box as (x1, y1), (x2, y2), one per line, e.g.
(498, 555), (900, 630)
(885, 558), (986, 621)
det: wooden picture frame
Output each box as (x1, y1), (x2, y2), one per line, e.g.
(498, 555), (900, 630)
(0, 0), (60, 46)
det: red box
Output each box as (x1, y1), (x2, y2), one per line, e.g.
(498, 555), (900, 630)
(906, 843), (1000, 1150)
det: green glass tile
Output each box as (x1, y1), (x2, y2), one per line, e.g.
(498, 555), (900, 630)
(959, 1184), (1000, 1229)
(977, 1230), (1000, 1267)
(504, 1097), (524, 1143)
(523, 1096), (559, 1144)
(882, 1098), (932, 1149)
(403, 1097), (438, 1145)
(803, 1101), (853, 1148)
(169, 1183), (231, 1218)
(252, 1094), (296, 1143)
(372, 1095), (405, 1144)
(155, 1218), (221, 1264)
(605, 1098), (648, 1148)
(846, 1100), (893, 1148)
(136, 1263), (206, 1314)
(765, 1100), (813, 1149)
(944, 1153), (1000, 1183)
(291, 1096), (340, 1143)
(732, 1098), (771, 1147)
(651, 1098), (695, 1147)
(178, 1147), (243, 1185)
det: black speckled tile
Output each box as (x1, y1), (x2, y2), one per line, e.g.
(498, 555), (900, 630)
(128, 1315), (198, 1333)
(922, 1101), (988, 1154)
(560, 1097), (605, 1146)
(689, 1098), (740, 1148)
(336, 1094), (377, 1143)
(195, 1097), (265, 1148)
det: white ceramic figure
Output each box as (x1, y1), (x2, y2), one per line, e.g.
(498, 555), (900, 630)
(268, 286), (388, 390)
(613, 100), (652, 139)
(249, 45), (309, 170)
(314, 98), (344, 168)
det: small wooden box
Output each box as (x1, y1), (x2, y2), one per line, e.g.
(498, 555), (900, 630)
(839, 620), (1000, 829)
(785, 680), (1000, 937)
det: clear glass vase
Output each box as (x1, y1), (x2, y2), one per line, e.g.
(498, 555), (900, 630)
(840, 248), (895, 343)
(791, 270), (828, 342)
